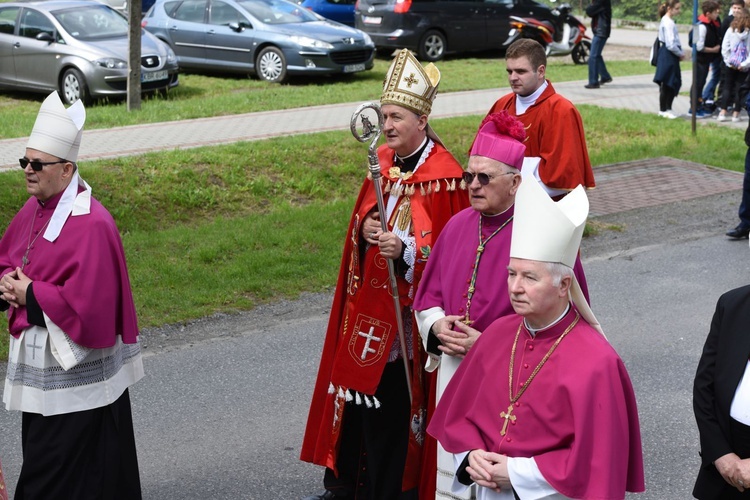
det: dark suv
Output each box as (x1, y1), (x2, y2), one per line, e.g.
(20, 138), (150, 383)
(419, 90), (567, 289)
(355, 0), (555, 61)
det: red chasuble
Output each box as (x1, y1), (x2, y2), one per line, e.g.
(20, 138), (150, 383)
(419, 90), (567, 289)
(428, 309), (645, 499)
(0, 190), (138, 348)
(301, 142), (469, 491)
(487, 82), (595, 192)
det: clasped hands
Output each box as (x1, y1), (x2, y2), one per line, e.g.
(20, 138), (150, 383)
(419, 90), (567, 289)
(362, 210), (402, 259)
(0, 267), (31, 307)
(432, 315), (481, 358)
(467, 449), (511, 492)
(716, 453), (750, 492)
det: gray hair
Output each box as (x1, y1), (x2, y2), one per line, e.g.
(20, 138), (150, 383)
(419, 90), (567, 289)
(544, 261), (574, 287)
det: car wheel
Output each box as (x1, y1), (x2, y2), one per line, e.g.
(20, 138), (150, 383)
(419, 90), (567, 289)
(60, 68), (90, 105)
(572, 40), (591, 65)
(256, 47), (288, 83)
(418, 29), (446, 62)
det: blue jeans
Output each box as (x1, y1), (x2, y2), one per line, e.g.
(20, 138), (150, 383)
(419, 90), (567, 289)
(588, 35), (611, 85)
(702, 58), (721, 102)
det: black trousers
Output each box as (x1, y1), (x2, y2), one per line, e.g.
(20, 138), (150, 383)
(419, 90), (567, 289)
(323, 362), (417, 500)
(15, 389), (142, 500)
(660, 84), (677, 112)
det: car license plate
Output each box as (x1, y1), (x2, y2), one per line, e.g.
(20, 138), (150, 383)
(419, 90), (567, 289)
(362, 15), (381, 25)
(142, 70), (167, 83)
(344, 63), (366, 73)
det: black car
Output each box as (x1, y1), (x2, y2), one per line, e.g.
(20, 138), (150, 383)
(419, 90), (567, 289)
(355, 0), (556, 61)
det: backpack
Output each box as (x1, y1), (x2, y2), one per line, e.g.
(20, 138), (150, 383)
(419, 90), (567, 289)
(650, 37), (661, 66)
(727, 39), (749, 68)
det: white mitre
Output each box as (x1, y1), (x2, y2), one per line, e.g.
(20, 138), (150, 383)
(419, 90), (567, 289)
(27, 92), (86, 162)
(510, 177), (604, 335)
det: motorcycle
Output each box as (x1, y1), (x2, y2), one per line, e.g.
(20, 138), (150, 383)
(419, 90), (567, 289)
(503, 3), (591, 65)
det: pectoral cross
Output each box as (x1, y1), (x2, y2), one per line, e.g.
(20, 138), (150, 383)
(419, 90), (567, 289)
(499, 404), (516, 436)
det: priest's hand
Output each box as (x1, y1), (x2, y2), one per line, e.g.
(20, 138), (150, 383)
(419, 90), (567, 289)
(0, 267), (31, 308)
(714, 453), (750, 491)
(438, 320), (482, 358)
(467, 450), (511, 492)
(377, 232), (403, 259)
(362, 210), (382, 245)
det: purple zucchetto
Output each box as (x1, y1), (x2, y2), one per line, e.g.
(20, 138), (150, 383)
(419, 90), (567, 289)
(469, 111), (526, 169)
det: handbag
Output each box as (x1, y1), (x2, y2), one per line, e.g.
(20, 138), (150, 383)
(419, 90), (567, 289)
(650, 36), (661, 66)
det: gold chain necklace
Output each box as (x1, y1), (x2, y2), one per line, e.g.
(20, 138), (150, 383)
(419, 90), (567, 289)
(21, 205), (51, 271)
(499, 312), (580, 436)
(462, 214), (512, 325)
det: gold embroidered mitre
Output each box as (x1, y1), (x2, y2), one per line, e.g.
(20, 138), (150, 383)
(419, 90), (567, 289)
(381, 49), (440, 117)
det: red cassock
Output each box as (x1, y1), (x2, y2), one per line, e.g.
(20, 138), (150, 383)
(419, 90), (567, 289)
(487, 81), (596, 192)
(300, 142), (469, 491)
(428, 309), (645, 499)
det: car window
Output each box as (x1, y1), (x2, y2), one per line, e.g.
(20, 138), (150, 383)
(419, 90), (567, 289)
(54, 5), (128, 40)
(18, 8), (55, 40)
(209, 1), (244, 25)
(0, 7), (19, 35)
(171, 0), (208, 22)
(484, 0), (512, 4)
(238, 0), (318, 24)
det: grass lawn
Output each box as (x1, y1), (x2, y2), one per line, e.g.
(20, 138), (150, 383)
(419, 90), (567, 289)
(0, 104), (743, 360)
(0, 58), (654, 138)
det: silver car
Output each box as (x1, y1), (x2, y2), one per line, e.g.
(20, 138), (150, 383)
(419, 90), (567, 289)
(0, 0), (179, 104)
(142, 0), (374, 83)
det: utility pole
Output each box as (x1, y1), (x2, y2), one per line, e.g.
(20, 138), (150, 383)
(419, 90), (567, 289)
(127, 1), (142, 111)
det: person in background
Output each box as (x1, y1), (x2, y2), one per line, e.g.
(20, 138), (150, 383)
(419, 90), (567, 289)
(584, 0), (612, 89)
(725, 92), (750, 239)
(655, 0), (686, 119)
(693, 284), (750, 498)
(0, 92), (144, 499)
(693, 1), (722, 118)
(483, 39), (595, 199)
(718, 9), (750, 122)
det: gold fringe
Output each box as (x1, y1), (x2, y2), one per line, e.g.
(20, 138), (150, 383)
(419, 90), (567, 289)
(460, 179), (467, 190)
(449, 179), (456, 191)
(420, 183), (426, 196)
(435, 180), (440, 192)
(384, 180), (391, 193)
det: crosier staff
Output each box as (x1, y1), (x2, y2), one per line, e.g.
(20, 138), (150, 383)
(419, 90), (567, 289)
(350, 101), (412, 403)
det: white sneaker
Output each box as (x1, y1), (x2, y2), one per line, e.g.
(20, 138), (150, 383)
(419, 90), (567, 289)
(733, 115), (742, 122)
(717, 114), (728, 122)
(662, 110), (678, 119)
(658, 111), (668, 117)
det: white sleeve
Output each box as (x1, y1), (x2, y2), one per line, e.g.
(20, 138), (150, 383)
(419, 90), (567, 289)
(697, 24), (707, 52)
(722, 34), (732, 64)
(451, 451), (473, 496)
(507, 456), (565, 500)
(44, 312), (93, 371)
(415, 306), (445, 372)
(741, 37), (750, 69)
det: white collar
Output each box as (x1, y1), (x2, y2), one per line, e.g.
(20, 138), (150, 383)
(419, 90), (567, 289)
(44, 171), (92, 242)
(515, 80), (548, 114)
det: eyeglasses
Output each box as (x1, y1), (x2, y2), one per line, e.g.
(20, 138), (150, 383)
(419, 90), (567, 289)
(19, 158), (66, 172)
(462, 170), (517, 186)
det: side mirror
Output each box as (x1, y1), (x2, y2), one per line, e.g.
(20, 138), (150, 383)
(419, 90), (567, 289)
(36, 31), (55, 43)
(229, 21), (251, 31)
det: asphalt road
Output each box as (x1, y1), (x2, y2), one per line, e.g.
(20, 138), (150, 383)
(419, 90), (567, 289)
(0, 185), (747, 499)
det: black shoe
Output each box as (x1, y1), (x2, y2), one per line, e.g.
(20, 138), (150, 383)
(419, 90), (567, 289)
(302, 491), (338, 500)
(600, 77), (613, 84)
(726, 226), (750, 239)
(584, 83), (600, 89)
